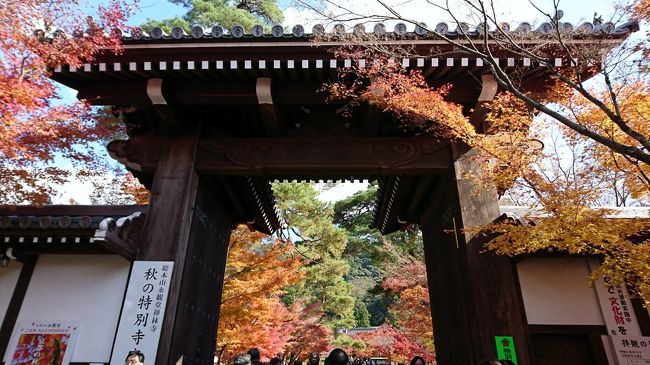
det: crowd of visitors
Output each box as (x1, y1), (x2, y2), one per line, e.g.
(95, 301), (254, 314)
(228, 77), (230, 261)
(122, 347), (516, 365)
(225, 347), (516, 365)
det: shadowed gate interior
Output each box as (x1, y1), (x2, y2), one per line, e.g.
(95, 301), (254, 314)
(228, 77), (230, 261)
(47, 25), (631, 365)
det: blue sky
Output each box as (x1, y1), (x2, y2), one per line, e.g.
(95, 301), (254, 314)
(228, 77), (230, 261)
(115, 0), (624, 29)
(125, 0), (293, 26)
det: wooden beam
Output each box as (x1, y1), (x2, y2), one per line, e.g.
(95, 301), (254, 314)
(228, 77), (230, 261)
(76, 81), (328, 106)
(0, 205), (145, 217)
(2, 244), (110, 256)
(0, 256), (37, 356)
(109, 136), (452, 177)
(196, 137), (452, 176)
(528, 325), (607, 335)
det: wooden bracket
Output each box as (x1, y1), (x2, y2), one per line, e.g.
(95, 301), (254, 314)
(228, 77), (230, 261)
(256, 78), (283, 136)
(147, 78), (181, 131)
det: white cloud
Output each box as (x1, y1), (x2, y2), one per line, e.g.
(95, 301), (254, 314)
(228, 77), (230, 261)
(317, 181), (369, 203)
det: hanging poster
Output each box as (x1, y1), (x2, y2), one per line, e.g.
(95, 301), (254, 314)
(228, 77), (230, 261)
(8, 320), (80, 365)
(110, 261), (174, 365)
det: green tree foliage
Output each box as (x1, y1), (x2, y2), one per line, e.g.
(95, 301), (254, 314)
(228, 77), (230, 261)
(353, 302), (370, 327)
(141, 0), (284, 33)
(273, 182), (356, 329)
(333, 182), (424, 326)
(275, 182), (348, 260)
(330, 334), (366, 352)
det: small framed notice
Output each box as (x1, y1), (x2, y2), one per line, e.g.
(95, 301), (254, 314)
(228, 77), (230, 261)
(110, 261), (173, 365)
(611, 335), (650, 364)
(8, 320), (80, 365)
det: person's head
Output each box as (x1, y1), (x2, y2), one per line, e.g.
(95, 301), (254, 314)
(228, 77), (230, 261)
(479, 360), (501, 365)
(125, 350), (144, 365)
(308, 352), (320, 365)
(409, 356), (425, 365)
(325, 349), (349, 365)
(234, 354), (252, 365)
(293, 360), (303, 365)
(270, 357), (282, 365)
(248, 348), (261, 364)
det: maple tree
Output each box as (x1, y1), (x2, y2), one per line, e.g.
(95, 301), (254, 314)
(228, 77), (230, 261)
(331, 183), (435, 357)
(281, 301), (333, 364)
(89, 167), (150, 204)
(216, 226), (304, 363)
(378, 259), (435, 359)
(217, 213), (337, 362)
(306, 0), (650, 303)
(333, 183), (424, 326)
(350, 325), (434, 364)
(0, 0), (135, 204)
(306, 0), (649, 164)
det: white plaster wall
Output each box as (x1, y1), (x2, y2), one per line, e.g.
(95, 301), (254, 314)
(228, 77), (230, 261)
(0, 260), (23, 325)
(3, 255), (131, 364)
(517, 257), (604, 325)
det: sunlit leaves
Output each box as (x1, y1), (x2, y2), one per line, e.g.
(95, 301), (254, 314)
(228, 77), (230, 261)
(217, 227), (303, 363)
(351, 325), (434, 364)
(328, 40), (650, 302)
(0, 0), (134, 203)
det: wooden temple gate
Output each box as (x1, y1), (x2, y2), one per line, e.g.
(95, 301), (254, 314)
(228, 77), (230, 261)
(48, 23), (633, 365)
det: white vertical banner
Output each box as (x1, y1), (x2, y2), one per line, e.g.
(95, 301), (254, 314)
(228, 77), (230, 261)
(594, 277), (642, 337)
(590, 259), (642, 337)
(589, 259), (649, 365)
(110, 261), (174, 365)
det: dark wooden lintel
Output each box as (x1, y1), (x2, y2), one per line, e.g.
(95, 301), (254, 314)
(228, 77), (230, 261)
(77, 81), (328, 106)
(196, 137), (452, 176)
(528, 324), (607, 335)
(1, 244), (110, 256)
(109, 136), (452, 177)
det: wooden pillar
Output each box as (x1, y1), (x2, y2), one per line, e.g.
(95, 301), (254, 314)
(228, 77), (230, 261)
(420, 147), (532, 365)
(421, 175), (474, 364)
(137, 134), (232, 364)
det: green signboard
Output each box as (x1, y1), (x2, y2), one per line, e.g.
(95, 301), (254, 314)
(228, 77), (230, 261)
(495, 336), (518, 364)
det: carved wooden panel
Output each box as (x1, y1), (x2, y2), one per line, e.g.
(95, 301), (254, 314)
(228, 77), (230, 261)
(197, 137), (451, 176)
